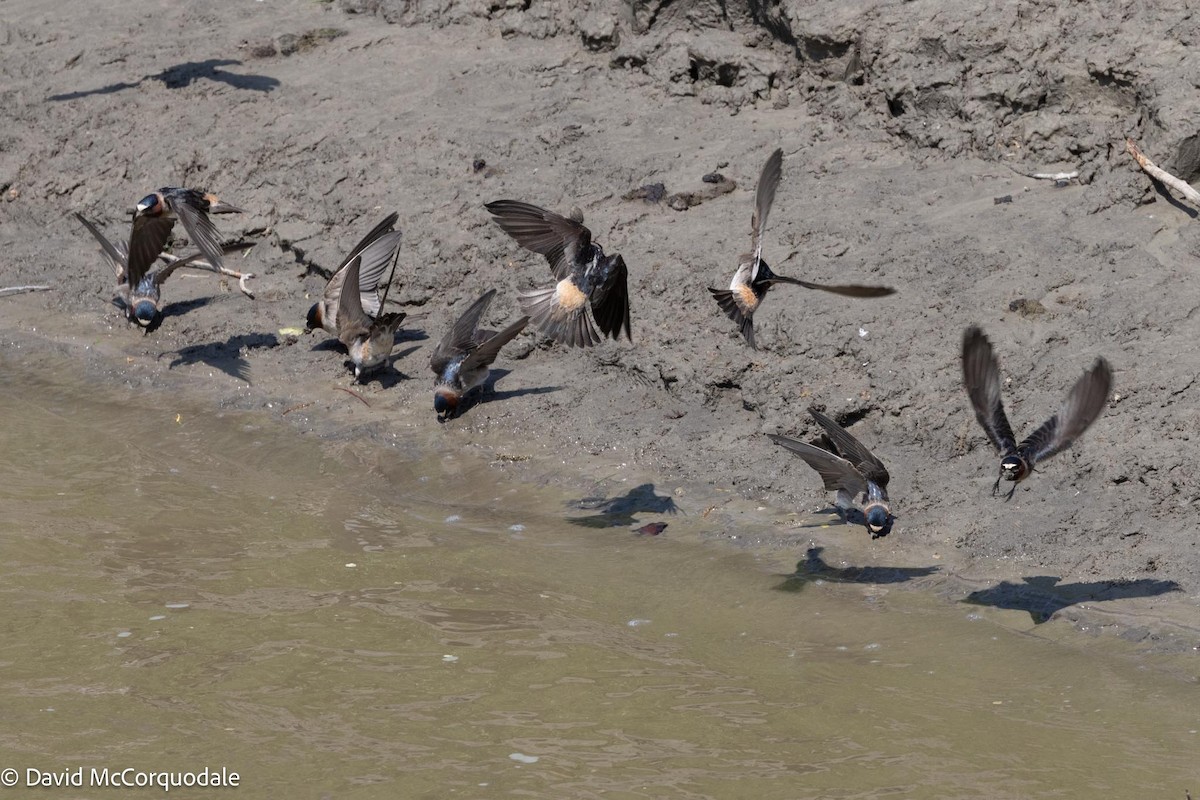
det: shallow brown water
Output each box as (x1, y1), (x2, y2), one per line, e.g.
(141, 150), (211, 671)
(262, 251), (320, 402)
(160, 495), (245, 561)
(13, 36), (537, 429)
(0, 352), (1197, 799)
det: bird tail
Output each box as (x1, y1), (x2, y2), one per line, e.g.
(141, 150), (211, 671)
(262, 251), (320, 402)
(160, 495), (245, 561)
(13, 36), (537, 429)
(520, 285), (599, 348)
(708, 288), (756, 349)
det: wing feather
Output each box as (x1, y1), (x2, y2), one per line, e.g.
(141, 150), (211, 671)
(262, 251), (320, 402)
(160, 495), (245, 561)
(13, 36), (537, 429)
(962, 326), (1017, 455)
(768, 434), (869, 497)
(1020, 357), (1113, 466)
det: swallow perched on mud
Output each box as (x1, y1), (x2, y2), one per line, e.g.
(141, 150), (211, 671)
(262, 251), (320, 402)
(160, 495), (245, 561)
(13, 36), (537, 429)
(336, 246), (406, 380)
(430, 289), (529, 418)
(485, 199), (631, 348)
(306, 212), (404, 337)
(768, 407), (893, 538)
(129, 187), (243, 284)
(75, 212), (251, 330)
(962, 326), (1113, 500)
(710, 148), (896, 349)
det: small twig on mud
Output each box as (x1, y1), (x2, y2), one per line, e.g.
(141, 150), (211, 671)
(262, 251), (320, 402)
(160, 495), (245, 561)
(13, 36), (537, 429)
(0, 285), (51, 297)
(1005, 165), (1080, 182)
(334, 386), (371, 407)
(281, 401), (314, 416)
(163, 253), (257, 298)
(1125, 138), (1200, 208)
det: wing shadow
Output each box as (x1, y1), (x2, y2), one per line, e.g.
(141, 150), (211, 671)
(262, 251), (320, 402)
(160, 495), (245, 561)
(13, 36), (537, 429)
(48, 59), (279, 101)
(964, 575), (1183, 624)
(774, 546), (941, 593)
(567, 483), (681, 528)
(167, 332), (279, 384)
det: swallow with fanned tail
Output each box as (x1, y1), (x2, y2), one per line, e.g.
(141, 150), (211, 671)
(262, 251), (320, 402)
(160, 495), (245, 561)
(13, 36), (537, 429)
(336, 241), (406, 381)
(710, 148), (896, 349)
(307, 212), (404, 337)
(962, 326), (1113, 500)
(129, 187), (243, 284)
(768, 407), (893, 538)
(431, 289), (529, 419)
(75, 212), (252, 331)
(485, 200), (631, 348)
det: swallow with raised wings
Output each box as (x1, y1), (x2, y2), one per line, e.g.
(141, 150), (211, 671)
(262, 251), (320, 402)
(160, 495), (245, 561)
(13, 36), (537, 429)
(962, 326), (1113, 500)
(768, 407), (893, 538)
(430, 289), (529, 419)
(485, 200), (631, 348)
(710, 148), (896, 349)
(336, 248), (406, 380)
(306, 212), (404, 337)
(129, 187), (242, 285)
(75, 212), (251, 330)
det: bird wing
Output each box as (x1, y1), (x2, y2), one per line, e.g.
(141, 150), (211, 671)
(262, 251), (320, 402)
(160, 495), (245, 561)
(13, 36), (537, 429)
(173, 195), (228, 272)
(339, 212), (399, 273)
(1019, 357), (1113, 466)
(75, 213), (128, 281)
(127, 212), (175, 290)
(460, 315), (529, 372)
(589, 254), (632, 342)
(430, 289), (496, 375)
(336, 256), (372, 345)
(961, 326), (1018, 454)
(750, 148), (783, 282)
(807, 407), (890, 489)
(767, 434), (869, 497)
(486, 199), (591, 281)
(322, 214), (400, 308)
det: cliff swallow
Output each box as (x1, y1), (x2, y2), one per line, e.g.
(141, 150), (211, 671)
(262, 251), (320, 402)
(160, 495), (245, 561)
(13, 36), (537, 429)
(75, 212), (250, 330)
(306, 212), (404, 336)
(962, 326), (1113, 500)
(129, 187), (242, 284)
(768, 407), (893, 538)
(431, 289), (529, 418)
(485, 199), (631, 348)
(710, 148), (896, 349)
(336, 249), (406, 380)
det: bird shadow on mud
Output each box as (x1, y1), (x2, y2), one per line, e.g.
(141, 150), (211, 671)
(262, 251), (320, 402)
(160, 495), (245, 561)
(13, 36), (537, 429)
(963, 575), (1183, 624)
(167, 332), (279, 384)
(567, 483), (681, 528)
(158, 295), (219, 319)
(344, 361), (410, 390)
(48, 59), (279, 101)
(774, 546), (941, 593)
(482, 368), (562, 403)
(1148, 180), (1200, 219)
(436, 369), (562, 422)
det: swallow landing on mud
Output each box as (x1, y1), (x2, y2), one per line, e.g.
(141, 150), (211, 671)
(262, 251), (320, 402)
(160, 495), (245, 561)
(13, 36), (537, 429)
(75, 212), (251, 331)
(336, 244), (406, 381)
(485, 199), (631, 348)
(962, 326), (1113, 501)
(306, 212), (404, 337)
(431, 289), (529, 419)
(768, 407), (893, 538)
(709, 148), (896, 349)
(129, 187), (243, 285)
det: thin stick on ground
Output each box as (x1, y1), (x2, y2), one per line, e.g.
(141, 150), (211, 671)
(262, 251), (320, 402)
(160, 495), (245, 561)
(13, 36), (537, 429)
(0, 285), (51, 297)
(161, 254), (257, 298)
(1125, 138), (1200, 208)
(1005, 165), (1080, 182)
(334, 386), (371, 407)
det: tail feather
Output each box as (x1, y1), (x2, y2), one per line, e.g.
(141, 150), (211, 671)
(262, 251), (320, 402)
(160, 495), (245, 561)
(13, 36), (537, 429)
(708, 288), (756, 349)
(520, 285), (599, 348)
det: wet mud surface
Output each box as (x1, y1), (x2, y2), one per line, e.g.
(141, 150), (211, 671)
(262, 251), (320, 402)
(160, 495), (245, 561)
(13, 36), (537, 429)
(2, 0), (1199, 637)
